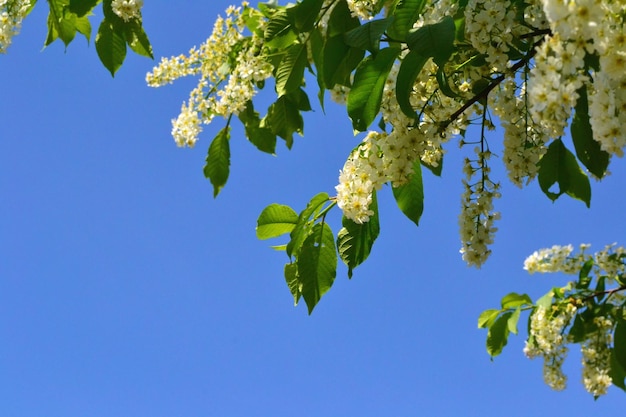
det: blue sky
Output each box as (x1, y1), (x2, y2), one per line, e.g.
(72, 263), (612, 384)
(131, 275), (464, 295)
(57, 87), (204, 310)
(1, 2), (625, 416)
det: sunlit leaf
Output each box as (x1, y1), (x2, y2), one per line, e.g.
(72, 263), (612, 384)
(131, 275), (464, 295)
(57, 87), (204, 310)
(297, 222), (337, 314)
(392, 160), (424, 226)
(396, 50), (428, 119)
(95, 18), (127, 76)
(257, 204), (299, 240)
(571, 86), (609, 179)
(487, 311), (512, 358)
(287, 192), (329, 258)
(348, 47), (401, 131)
(337, 191), (380, 278)
(203, 126), (231, 197)
(406, 16), (455, 66)
(538, 139), (591, 207)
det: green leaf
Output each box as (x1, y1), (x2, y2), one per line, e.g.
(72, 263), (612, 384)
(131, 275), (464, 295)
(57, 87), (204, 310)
(577, 258), (594, 289)
(95, 18), (127, 76)
(326, 0), (360, 37)
(336, 191), (380, 278)
(263, 95), (304, 149)
(571, 86), (609, 179)
(392, 160), (424, 226)
(74, 15), (91, 42)
(535, 290), (554, 309)
(287, 192), (329, 258)
(436, 67), (460, 98)
(264, 8), (292, 43)
(348, 47), (401, 131)
(538, 139), (591, 207)
(614, 320), (626, 374)
(287, 0), (324, 32)
(297, 222), (338, 314)
(257, 204), (299, 239)
(507, 307), (522, 335)
(610, 345), (626, 392)
(387, 0), (427, 41)
(487, 311), (512, 357)
(123, 19), (154, 58)
(395, 50), (429, 119)
(45, 0), (80, 47)
(284, 262), (301, 305)
(478, 309), (501, 329)
(309, 28), (326, 108)
(500, 292), (533, 309)
(344, 17), (394, 53)
(406, 16), (456, 66)
(203, 126), (231, 197)
(276, 43), (308, 96)
(323, 35), (365, 88)
(239, 101), (277, 154)
(69, 0), (100, 17)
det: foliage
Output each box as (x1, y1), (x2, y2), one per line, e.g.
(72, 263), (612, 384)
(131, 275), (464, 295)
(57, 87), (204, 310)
(4, 0), (626, 398)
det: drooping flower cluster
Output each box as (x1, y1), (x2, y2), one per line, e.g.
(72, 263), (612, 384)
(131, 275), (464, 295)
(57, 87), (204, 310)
(581, 316), (613, 396)
(524, 303), (577, 390)
(458, 147), (501, 267)
(146, 3), (273, 147)
(0, 0), (30, 54)
(111, 0), (143, 22)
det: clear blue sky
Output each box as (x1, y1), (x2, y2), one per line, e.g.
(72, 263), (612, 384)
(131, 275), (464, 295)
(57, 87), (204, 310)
(1, 2), (625, 416)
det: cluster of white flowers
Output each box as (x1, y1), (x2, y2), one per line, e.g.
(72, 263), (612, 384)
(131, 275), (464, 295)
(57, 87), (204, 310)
(111, 0), (143, 22)
(346, 0), (378, 20)
(0, 0), (30, 54)
(491, 80), (547, 186)
(458, 148), (501, 267)
(146, 3), (273, 147)
(531, 0), (626, 155)
(524, 244), (580, 274)
(580, 316), (613, 396)
(524, 303), (577, 390)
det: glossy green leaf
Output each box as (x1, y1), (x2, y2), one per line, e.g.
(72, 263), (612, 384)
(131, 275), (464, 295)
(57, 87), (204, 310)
(95, 18), (127, 76)
(264, 9), (292, 43)
(284, 262), (301, 305)
(406, 16), (455, 66)
(538, 139), (591, 207)
(577, 259), (594, 289)
(287, 0), (324, 32)
(535, 290), (554, 309)
(337, 191), (380, 278)
(387, 0), (426, 41)
(571, 86), (609, 179)
(344, 17), (394, 53)
(436, 67), (460, 98)
(203, 126), (231, 197)
(487, 311), (512, 357)
(287, 192), (329, 258)
(309, 28), (326, 108)
(478, 309), (501, 329)
(257, 204), (299, 240)
(396, 50), (429, 119)
(263, 95), (304, 149)
(276, 43), (308, 96)
(297, 222), (337, 314)
(348, 47), (401, 131)
(392, 160), (424, 226)
(123, 19), (153, 58)
(507, 307), (522, 335)
(500, 292), (533, 309)
(323, 35), (365, 88)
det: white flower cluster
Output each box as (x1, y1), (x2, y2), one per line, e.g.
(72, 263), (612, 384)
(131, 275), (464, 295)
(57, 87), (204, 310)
(581, 316), (613, 396)
(111, 0), (143, 22)
(524, 303), (577, 390)
(531, 0), (626, 155)
(346, 0), (378, 20)
(458, 149), (501, 267)
(146, 3), (273, 147)
(490, 79), (547, 186)
(0, 0), (30, 54)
